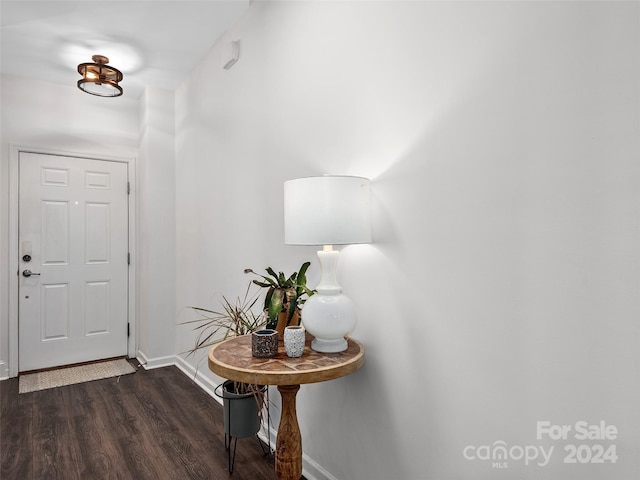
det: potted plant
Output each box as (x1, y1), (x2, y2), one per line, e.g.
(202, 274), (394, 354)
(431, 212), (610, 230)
(183, 282), (266, 355)
(180, 283), (269, 471)
(244, 262), (315, 336)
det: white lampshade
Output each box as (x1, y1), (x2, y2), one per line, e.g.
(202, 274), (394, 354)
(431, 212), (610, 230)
(284, 176), (371, 246)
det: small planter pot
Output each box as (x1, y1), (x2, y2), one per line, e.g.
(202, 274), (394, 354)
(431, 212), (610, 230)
(216, 380), (266, 439)
(284, 325), (305, 358)
(251, 329), (278, 358)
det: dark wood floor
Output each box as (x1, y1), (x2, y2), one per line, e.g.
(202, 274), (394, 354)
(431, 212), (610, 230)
(1, 362), (280, 480)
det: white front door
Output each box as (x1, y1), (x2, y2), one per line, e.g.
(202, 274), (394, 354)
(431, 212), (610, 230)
(18, 152), (129, 372)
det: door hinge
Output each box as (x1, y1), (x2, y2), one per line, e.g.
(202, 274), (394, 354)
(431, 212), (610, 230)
(127, 252), (131, 265)
(127, 181), (131, 194)
(127, 323), (130, 338)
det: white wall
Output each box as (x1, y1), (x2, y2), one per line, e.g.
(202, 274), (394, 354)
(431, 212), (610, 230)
(137, 86), (177, 366)
(175, 2), (639, 480)
(0, 75), (139, 377)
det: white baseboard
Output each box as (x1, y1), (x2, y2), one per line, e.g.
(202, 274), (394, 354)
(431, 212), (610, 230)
(174, 356), (222, 405)
(135, 350), (176, 370)
(301, 455), (339, 480)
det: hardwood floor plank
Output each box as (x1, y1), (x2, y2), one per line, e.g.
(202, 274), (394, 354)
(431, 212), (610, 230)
(31, 388), (82, 479)
(0, 378), (33, 479)
(1, 363), (283, 480)
(63, 384), (120, 479)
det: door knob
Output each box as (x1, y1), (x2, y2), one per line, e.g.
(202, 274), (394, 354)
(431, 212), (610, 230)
(22, 270), (41, 277)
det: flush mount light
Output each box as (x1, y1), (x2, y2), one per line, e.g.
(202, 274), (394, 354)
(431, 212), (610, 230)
(77, 55), (123, 97)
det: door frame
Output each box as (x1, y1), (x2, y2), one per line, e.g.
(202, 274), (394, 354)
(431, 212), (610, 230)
(8, 145), (137, 377)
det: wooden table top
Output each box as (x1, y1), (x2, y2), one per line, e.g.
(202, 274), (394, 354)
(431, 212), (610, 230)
(208, 334), (365, 386)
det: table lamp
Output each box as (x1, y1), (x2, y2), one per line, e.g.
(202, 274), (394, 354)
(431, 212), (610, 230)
(284, 175), (371, 352)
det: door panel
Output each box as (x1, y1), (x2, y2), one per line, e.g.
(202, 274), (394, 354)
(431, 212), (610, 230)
(42, 200), (69, 264)
(85, 281), (110, 334)
(42, 283), (69, 340)
(19, 152), (129, 372)
(86, 202), (111, 263)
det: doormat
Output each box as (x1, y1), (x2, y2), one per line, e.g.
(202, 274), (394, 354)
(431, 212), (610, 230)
(19, 358), (136, 394)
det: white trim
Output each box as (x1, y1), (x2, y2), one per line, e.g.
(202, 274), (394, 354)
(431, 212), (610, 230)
(174, 355), (221, 403)
(301, 455), (339, 480)
(135, 350), (176, 370)
(8, 145), (137, 377)
(8, 146), (19, 377)
(135, 350), (151, 368)
(126, 156), (138, 364)
(0, 361), (9, 381)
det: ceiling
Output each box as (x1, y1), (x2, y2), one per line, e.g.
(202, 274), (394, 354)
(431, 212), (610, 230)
(0, 0), (251, 99)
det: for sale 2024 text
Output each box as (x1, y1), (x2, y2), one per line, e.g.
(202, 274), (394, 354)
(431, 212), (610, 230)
(537, 420), (618, 465)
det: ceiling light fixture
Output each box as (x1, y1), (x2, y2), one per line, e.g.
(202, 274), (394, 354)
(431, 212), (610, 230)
(77, 55), (123, 97)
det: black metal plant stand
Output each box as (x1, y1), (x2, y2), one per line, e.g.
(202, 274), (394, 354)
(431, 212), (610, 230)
(216, 384), (273, 474)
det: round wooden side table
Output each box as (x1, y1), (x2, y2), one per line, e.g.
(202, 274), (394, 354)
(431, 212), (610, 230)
(209, 334), (365, 480)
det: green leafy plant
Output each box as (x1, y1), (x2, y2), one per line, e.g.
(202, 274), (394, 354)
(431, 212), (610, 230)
(244, 262), (315, 329)
(181, 282), (266, 355)
(180, 282), (266, 396)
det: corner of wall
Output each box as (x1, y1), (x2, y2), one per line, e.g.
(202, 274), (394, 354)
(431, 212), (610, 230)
(135, 350), (175, 370)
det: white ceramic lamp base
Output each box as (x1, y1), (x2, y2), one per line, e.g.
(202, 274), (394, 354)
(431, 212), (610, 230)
(301, 248), (357, 353)
(312, 337), (348, 353)
(302, 292), (357, 352)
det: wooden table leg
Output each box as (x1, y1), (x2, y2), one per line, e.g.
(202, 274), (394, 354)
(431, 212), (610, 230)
(275, 384), (302, 480)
